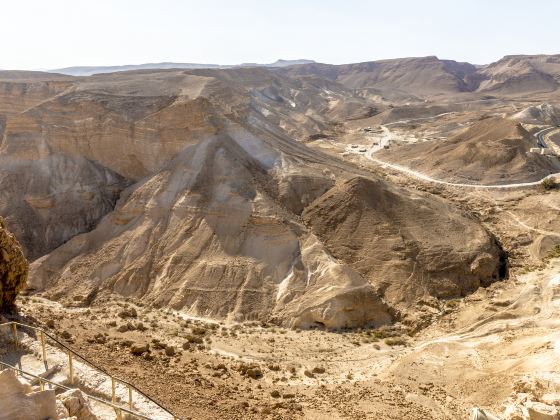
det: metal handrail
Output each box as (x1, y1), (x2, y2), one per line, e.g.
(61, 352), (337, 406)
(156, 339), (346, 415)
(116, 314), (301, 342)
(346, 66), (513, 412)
(0, 360), (152, 420)
(0, 321), (180, 420)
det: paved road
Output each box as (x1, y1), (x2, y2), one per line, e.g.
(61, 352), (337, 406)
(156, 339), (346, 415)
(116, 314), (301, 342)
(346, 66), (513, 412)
(360, 120), (560, 189)
(537, 127), (560, 155)
(535, 126), (558, 148)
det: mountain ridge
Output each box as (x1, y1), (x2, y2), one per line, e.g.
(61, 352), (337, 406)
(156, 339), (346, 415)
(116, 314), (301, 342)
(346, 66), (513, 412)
(50, 59), (317, 76)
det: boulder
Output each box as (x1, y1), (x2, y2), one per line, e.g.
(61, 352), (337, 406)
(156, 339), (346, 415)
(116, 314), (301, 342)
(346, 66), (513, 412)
(0, 369), (58, 420)
(117, 307), (137, 318)
(59, 389), (98, 420)
(56, 400), (70, 418)
(246, 368), (263, 379)
(130, 343), (149, 355)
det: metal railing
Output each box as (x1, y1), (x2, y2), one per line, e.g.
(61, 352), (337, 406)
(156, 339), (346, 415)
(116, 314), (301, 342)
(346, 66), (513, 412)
(0, 321), (181, 420)
(0, 360), (152, 420)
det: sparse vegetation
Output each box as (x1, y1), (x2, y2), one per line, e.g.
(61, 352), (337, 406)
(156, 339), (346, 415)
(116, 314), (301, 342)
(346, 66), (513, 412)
(544, 244), (560, 262)
(445, 299), (461, 308)
(384, 337), (407, 347)
(541, 177), (557, 190)
(518, 264), (543, 274)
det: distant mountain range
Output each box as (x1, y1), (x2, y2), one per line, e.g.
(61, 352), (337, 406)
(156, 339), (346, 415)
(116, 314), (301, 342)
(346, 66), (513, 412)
(277, 54), (560, 96)
(47, 54), (560, 98)
(51, 59), (316, 76)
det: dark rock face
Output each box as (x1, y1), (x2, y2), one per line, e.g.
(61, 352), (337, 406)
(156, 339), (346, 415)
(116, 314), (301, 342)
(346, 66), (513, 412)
(0, 217), (28, 312)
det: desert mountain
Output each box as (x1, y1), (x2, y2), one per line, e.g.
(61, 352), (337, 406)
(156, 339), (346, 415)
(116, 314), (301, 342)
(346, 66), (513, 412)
(0, 66), (507, 328)
(51, 59), (316, 76)
(280, 56), (480, 96)
(376, 117), (560, 184)
(477, 55), (560, 95)
(1, 67), (362, 258)
(28, 135), (505, 328)
(279, 54), (560, 98)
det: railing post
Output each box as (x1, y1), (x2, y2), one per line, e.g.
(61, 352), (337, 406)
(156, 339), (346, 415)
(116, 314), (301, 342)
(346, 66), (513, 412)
(128, 384), (133, 410)
(11, 323), (18, 349)
(112, 378), (122, 420)
(68, 351), (74, 384)
(40, 331), (47, 363)
(39, 378), (44, 391)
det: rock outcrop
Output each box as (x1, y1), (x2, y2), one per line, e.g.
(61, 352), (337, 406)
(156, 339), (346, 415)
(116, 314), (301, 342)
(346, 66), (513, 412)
(512, 103), (560, 125)
(0, 369), (58, 420)
(501, 376), (560, 420)
(0, 369), (99, 420)
(0, 217), (28, 312)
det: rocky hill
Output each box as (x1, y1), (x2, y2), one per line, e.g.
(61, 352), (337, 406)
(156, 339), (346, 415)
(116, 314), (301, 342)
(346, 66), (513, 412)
(303, 177), (506, 308)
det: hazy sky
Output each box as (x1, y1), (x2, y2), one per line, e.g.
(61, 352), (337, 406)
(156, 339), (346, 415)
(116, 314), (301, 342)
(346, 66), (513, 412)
(1, 0), (559, 70)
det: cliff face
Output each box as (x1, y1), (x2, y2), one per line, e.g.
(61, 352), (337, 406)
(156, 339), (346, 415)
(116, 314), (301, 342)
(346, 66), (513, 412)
(0, 72), (217, 259)
(0, 217), (28, 312)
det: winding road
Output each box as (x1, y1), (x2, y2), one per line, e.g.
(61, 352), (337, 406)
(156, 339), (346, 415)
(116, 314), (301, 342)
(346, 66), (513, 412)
(358, 117), (560, 189)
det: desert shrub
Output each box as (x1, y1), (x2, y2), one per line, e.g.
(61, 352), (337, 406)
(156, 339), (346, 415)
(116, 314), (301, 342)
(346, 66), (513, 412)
(541, 178), (557, 190)
(384, 337), (407, 346)
(518, 264), (542, 274)
(372, 326), (400, 339)
(445, 299), (460, 308)
(544, 244), (560, 262)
